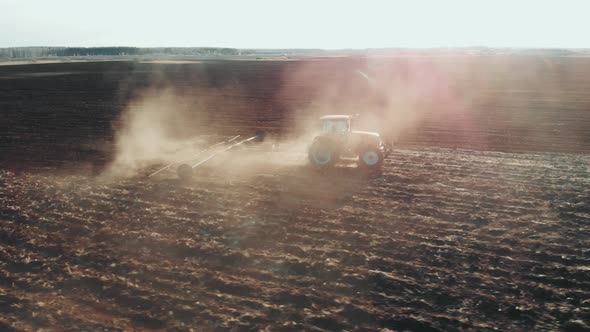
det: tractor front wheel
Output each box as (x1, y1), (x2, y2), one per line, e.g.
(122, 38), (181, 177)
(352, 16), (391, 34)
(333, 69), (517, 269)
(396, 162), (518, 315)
(358, 148), (383, 171)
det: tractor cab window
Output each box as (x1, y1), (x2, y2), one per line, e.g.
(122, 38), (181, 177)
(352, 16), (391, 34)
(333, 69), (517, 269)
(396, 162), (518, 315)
(322, 119), (349, 134)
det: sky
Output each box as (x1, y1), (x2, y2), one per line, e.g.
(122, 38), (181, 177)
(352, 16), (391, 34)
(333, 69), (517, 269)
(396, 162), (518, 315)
(0, 0), (587, 49)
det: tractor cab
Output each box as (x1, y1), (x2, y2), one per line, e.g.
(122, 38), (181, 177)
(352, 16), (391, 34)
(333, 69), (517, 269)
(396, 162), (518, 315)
(319, 115), (352, 136)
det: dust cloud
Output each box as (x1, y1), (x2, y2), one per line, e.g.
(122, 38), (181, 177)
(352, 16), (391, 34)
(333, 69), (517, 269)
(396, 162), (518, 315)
(280, 54), (581, 152)
(102, 54), (572, 180)
(102, 82), (303, 180)
(103, 87), (210, 178)
(103, 56), (484, 179)
(277, 55), (484, 146)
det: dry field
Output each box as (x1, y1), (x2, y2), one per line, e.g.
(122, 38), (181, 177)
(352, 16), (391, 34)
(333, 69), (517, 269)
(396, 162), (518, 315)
(0, 57), (589, 331)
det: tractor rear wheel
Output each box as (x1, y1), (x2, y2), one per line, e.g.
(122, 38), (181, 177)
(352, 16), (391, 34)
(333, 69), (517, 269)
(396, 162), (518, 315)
(308, 139), (339, 168)
(358, 148), (383, 170)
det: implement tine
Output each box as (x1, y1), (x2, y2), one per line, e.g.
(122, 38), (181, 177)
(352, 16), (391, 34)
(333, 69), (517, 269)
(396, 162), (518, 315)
(190, 135), (258, 169)
(147, 135), (238, 178)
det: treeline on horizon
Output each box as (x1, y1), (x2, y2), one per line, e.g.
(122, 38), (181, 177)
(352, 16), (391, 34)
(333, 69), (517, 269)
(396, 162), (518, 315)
(1, 46), (586, 59)
(0, 47), (325, 59)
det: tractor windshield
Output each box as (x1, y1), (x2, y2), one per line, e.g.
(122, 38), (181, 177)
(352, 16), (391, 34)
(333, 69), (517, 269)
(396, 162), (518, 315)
(321, 119), (349, 134)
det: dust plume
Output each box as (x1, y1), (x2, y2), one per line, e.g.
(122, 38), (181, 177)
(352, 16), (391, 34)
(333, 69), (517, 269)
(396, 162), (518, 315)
(104, 56), (481, 179)
(277, 55), (486, 147)
(103, 87), (209, 178)
(102, 67), (270, 179)
(279, 53), (584, 152)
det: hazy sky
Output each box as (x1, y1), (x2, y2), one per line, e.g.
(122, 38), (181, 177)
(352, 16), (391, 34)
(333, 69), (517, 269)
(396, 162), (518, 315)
(0, 0), (587, 49)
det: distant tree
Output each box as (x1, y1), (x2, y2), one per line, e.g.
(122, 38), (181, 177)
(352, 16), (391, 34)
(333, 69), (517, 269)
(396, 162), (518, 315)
(0, 46), (240, 59)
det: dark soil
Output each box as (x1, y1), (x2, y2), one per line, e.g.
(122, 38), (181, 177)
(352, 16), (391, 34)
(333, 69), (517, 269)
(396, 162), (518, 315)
(0, 58), (589, 331)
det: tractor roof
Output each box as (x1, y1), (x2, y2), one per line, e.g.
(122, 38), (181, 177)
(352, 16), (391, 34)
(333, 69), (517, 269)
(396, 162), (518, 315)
(319, 115), (352, 120)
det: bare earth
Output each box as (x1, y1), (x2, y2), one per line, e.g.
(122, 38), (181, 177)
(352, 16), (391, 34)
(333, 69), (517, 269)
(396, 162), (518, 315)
(0, 57), (589, 331)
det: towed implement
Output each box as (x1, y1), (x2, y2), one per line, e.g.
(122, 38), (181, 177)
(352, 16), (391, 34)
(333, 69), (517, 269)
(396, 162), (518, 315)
(146, 131), (266, 180)
(176, 131), (265, 180)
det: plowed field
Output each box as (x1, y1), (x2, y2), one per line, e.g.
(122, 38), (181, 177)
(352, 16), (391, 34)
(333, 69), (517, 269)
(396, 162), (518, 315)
(1, 57), (589, 331)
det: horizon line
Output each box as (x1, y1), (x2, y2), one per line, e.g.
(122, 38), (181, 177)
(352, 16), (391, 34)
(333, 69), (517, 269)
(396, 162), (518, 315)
(3, 46), (590, 51)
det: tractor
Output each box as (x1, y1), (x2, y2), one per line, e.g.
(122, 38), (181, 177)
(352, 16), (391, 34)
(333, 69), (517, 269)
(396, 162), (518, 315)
(308, 115), (390, 170)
